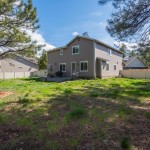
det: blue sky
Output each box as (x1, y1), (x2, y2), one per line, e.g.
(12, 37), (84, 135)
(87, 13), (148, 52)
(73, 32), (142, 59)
(30, 0), (115, 49)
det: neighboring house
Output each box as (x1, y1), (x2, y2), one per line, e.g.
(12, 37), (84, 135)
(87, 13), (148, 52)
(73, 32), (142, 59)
(0, 54), (38, 72)
(123, 56), (148, 69)
(47, 36), (123, 79)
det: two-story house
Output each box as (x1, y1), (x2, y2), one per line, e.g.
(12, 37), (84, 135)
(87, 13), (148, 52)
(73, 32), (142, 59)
(47, 36), (123, 79)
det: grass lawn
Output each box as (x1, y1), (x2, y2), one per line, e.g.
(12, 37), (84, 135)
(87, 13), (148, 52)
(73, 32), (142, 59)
(0, 78), (150, 150)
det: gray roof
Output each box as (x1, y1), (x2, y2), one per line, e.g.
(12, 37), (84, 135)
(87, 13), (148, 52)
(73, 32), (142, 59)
(48, 36), (123, 54)
(125, 56), (148, 67)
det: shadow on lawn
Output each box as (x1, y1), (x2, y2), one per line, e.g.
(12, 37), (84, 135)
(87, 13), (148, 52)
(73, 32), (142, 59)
(0, 81), (150, 150)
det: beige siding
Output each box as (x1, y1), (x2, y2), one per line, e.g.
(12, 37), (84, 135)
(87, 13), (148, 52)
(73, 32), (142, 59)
(95, 43), (123, 78)
(47, 38), (95, 78)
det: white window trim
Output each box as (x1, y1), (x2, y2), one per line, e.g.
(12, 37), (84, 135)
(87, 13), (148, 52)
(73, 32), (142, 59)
(71, 62), (76, 76)
(80, 61), (88, 72)
(59, 63), (66, 72)
(60, 49), (63, 55)
(72, 45), (80, 55)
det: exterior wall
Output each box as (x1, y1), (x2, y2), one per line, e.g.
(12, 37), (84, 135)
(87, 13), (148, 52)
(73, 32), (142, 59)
(95, 43), (123, 78)
(47, 38), (95, 78)
(120, 69), (150, 79)
(125, 58), (147, 68)
(0, 56), (38, 72)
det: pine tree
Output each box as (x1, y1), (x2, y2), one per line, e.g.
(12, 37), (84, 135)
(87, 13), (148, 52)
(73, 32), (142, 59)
(38, 50), (47, 70)
(0, 0), (42, 57)
(98, 0), (150, 44)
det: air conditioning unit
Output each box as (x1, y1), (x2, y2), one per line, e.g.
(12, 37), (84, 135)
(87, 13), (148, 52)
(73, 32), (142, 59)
(75, 72), (79, 77)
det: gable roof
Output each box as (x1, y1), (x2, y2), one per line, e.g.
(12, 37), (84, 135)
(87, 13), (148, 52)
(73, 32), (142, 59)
(1, 54), (38, 65)
(125, 56), (148, 67)
(47, 36), (123, 54)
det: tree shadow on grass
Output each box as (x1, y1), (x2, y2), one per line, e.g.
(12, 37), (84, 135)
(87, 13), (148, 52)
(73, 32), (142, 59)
(0, 81), (150, 150)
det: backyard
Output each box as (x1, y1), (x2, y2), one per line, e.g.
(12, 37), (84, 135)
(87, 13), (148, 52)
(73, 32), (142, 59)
(0, 78), (150, 150)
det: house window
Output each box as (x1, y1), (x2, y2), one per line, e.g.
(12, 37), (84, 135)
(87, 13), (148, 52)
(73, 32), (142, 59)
(72, 45), (79, 55)
(80, 61), (88, 72)
(49, 64), (53, 72)
(108, 48), (112, 55)
(19, 66), (22, 69)
(59, 63), (66, 72)
(114, 65), (117, 70)
(60, 50), (63, 55)
(106, 63), (109, 71)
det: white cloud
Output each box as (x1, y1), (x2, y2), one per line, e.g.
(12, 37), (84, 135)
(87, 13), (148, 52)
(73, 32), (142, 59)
(90, 12), (102, 17)
(99, 22), (107, 28)
(72, 32), (79, 36)
(27, 30), (55, 51)
(14, 0), (21, 6)
(114, 41), (137, 51)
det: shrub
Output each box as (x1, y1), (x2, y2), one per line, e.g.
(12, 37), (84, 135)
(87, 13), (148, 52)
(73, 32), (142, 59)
(66, 106), (86, 121)
(64, 88), (73, 95)
(120, 137), (131, 150)
(89, 92), (99, 97)
(144, 112), (150, 119)
(18, 96), (30, 104)
(118, 106), (132, 117)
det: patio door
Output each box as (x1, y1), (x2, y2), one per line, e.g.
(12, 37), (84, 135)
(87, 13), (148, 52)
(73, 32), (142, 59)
(71, 62), (76, 76)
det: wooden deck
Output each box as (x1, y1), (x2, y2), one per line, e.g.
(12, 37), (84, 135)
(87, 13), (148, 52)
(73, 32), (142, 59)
(40, 76), (78, 82)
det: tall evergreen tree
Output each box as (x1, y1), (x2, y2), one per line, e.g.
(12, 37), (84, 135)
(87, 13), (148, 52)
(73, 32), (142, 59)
(0, 0), (41, 57)
(98, 0), (150, 44)
(38, 50), (47, 70)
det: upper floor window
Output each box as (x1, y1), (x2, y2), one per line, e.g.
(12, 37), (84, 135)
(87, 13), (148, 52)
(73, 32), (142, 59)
(72, 45), (79, 55)
(60, 49), (63, 55)
(107, 48), (112, 55)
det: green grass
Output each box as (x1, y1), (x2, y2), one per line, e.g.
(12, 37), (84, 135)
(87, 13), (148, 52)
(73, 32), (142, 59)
(0, 78), (150, 149)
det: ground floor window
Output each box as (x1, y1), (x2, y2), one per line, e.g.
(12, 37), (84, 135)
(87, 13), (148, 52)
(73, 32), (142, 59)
(48, 64), (53, 72)
(59, 63), (66, 72)
(80, 61), (88, 72)
(106, 63), (109, 71)
(114, 64), (117, 70)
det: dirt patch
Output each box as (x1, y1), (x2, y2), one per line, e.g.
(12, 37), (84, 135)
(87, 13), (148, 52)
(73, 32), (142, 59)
(0, 92), (14, 98)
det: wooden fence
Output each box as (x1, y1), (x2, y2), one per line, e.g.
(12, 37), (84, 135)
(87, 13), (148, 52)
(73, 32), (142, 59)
(120, 69), (150, 79)
(0, 70), (47, 79)
(0, 72), (31, 79)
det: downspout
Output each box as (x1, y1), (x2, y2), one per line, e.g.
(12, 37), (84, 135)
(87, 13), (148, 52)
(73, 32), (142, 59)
(93, 41), (96, 79)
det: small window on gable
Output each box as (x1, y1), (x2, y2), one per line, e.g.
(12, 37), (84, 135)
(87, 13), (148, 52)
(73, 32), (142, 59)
(60, 49), (63, 55)
(108, 48), (112, 55)
(72, 45), (79, 55)
(114, 64), (117, 70)
(19, 66), (22, 69)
